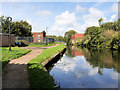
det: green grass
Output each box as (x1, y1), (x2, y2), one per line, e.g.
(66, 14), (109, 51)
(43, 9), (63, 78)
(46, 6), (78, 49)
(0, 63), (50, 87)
(27, 44), (65, 88)
(28, 43), (56, 47)
(1, 47), (31, 69)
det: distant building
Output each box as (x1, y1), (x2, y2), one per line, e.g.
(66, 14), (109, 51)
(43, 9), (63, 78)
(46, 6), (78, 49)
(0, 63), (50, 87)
(0, 33), (15, 47)
(72, 34), (84, 43)
(32, 31), (46, 42)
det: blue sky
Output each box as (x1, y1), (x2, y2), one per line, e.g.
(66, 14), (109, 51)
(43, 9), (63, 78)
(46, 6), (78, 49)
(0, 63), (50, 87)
(1, 2), (118, 36)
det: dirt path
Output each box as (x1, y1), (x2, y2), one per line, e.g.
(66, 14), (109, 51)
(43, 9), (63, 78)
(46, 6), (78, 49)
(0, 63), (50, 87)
(2, 48), (43, 88)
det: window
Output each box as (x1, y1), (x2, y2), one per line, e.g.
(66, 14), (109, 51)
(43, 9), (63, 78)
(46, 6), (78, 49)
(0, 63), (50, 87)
(38, 35), (41, 40)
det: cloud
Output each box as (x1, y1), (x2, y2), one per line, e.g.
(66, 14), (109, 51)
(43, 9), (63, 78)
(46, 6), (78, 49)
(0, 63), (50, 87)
(78, 7), (106, 31)
(75, 5), (87, 13)
(50, 7), (107, 36)
(36, 10), (53, 16)
(26, 19), (32, 25)
(55, 57), (77, 73)
(110, 72), (118, 80)
(109, 14), (116, 22)
(50, 11), (82, 36)
(111, 3), (118, 14)
(88, 68), (98, 76)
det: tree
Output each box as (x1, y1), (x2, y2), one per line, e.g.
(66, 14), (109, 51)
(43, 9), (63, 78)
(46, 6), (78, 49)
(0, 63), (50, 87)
(57, 36), (64, 41)
(98, 18), (103, 26)
(64, 30), (77, 45)
(0, 16), (32, 36)
(46, 35), (58, 41)
(100, 22), (114, 30)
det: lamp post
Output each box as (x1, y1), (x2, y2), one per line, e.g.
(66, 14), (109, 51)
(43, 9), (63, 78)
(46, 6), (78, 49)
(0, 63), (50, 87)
(46, 27), (48, 45)
(8, 17), (12, 51)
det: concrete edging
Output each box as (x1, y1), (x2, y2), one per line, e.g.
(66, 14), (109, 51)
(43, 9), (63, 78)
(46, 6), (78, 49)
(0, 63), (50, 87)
(41, 48), (66, 67)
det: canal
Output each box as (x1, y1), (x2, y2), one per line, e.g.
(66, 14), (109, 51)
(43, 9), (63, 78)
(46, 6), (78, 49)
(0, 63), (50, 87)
(46, 46), (120, 88)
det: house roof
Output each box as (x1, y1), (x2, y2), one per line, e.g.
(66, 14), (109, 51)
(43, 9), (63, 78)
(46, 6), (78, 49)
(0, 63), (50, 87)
(72, 34), (84, 39)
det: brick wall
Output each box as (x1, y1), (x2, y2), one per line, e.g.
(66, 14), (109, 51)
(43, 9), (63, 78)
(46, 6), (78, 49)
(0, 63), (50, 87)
(32, 31), (46, 42)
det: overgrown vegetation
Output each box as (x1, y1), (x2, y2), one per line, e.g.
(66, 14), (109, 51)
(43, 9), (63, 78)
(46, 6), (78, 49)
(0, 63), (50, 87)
(27, 44), (65, 88)
(1, 47), (31, 68)
(74, 18), (120, 50)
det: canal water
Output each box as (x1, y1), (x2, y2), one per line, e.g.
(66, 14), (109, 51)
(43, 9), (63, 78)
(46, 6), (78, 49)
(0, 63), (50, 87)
(46, 46), (120, 88)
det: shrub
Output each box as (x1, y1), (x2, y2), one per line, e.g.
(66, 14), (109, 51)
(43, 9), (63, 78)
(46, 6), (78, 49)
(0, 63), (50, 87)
(16, 40), (29, 46)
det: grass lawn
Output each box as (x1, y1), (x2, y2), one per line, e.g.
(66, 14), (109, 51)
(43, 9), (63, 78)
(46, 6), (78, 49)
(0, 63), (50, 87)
(1, 47), (31, 69)
(27, 44), (65, 88)
(28, 43), (56, 47)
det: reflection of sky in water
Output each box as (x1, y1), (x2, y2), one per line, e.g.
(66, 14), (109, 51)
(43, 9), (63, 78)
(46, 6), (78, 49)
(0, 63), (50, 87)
(49, 53), (119, 88)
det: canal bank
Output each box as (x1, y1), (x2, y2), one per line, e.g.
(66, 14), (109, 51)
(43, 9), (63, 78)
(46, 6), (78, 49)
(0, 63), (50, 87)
(27, 44), (66, 88)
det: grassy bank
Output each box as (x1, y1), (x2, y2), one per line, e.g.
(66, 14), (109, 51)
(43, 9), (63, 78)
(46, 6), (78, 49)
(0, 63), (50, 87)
(28, 43), (56, 47)
(1, 47), (31, 69)
(27, 44), (65, 88)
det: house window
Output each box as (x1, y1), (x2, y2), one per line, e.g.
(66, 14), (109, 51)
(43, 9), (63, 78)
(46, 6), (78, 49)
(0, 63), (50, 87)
(38, 35), (41, 40)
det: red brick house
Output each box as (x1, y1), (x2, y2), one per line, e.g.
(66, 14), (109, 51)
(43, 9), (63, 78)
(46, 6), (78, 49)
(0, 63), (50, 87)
(72, 34), (84, 43)
(32, 31), (46, 42)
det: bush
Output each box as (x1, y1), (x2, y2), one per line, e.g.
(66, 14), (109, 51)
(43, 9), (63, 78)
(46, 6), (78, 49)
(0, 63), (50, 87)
(16, 40), (29, 46)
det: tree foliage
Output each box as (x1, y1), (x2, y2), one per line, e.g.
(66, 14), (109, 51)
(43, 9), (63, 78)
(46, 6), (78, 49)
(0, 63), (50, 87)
(98, 18), (103, 26)
(57, 36), (64, 41)
(0, 16), (32, 36)
(64, 30), (77, 45)
(75, 18), (120, 50)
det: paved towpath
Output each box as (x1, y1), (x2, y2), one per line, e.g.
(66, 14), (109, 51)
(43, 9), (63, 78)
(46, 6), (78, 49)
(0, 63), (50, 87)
(2, 44), (59, 88)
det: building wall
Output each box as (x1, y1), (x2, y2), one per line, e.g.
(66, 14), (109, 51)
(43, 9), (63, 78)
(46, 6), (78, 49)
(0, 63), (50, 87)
(0, 34), (15, 47)
(32, 32), (46, 42)
(72, 34), (84, 44)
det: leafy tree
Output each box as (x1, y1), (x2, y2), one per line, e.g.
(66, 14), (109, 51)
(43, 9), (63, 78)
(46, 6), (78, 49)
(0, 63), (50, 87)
(98, 18), (103, 26)
(64, 30), (77, 45)
(0, 16), (32, 36)
(46, 35), (58, 41)
(100, 22), (114, 30)
(57, 36), (64, 41)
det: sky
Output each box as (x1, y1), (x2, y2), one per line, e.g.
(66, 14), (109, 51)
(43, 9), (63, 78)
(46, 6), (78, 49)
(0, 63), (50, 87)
(1, 1), (119, 36)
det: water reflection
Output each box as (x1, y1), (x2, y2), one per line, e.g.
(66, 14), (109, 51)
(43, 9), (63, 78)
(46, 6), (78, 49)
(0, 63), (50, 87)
(49, 46), (119, 88)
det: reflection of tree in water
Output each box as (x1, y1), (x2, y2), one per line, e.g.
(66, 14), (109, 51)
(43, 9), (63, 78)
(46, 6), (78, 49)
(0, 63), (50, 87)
(83, 48), (120, 74)
(66, 46), (120, 74)
(65, 46), (75, 57)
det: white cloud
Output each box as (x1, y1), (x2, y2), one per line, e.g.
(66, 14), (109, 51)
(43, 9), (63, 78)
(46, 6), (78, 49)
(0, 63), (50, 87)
(55, 57), (77, 73)
(109, 14), (116, 22)
(26, 19), (32, 25)
(75, 5), (87, 13)
(36, 10), (53, 16)
(111, 3), (118, 14)
(55, 11), (76, 25)
(78, 7), (106, 32)
(110, 72), (118, 80)
(50, 11), (82, 36)
(50, 7), (107, 36)
(88, 68), (98, 76)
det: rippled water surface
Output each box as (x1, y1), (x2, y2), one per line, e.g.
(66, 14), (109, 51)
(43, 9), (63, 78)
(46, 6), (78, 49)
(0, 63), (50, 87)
(47, 46), (120, 88)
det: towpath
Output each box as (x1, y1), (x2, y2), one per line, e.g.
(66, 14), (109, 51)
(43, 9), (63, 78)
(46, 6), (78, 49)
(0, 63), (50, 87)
(2, 44), (59, 88)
